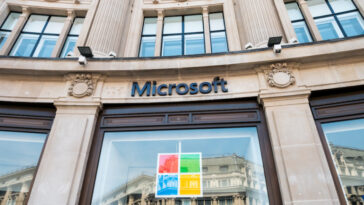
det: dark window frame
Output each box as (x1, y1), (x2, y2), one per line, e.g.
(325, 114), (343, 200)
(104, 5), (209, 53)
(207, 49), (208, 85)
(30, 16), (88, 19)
(310, 86), (364, 204)
(0, 102), (56, 204)
(80, 99), (282, 205)
(208, 12), (229, 53)
(9, 14), (66, 57)
(138, 17), (158, 58)
(161, 14), (206, 56)
(0, 12), (21, 49)
(310, 0), (364, 38)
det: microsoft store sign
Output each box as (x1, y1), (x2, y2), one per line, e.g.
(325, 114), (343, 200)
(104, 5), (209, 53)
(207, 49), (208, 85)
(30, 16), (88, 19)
(131, 77), (228, 97)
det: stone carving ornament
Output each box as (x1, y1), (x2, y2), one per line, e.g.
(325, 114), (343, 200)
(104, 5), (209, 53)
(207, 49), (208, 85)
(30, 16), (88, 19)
(265, 63), (295, 88)
(68, 74), (94, 98)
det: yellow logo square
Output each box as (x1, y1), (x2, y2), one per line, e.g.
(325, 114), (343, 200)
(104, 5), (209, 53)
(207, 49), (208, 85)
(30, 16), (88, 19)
(180, 174), (201, 195)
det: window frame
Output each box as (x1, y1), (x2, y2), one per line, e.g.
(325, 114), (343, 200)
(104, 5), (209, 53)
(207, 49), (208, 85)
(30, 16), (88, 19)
(208, 12), (229, 53)
(9, 14), (66, 57)
(309, 0), (364, 38)
(0, 12), (21, 49)
(0, 102), (55, 204)
(138, 17), (158, 58)
(161, 14), (206, 56)
(80, 99), (282, 205)
(310, 86), (364, 204)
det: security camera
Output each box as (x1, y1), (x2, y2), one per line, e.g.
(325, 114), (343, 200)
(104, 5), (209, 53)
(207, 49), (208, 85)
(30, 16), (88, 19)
(108, 51), (117, 57)
(78, 55), (87, 65)
(273, 44), (282, 54)
(245, 42), (254, 50)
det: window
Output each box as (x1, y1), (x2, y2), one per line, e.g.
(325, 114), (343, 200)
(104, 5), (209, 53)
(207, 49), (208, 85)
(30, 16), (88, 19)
(0, 12), (20, 50)
(311, 86), (364, 204)
(307, 0), (364, 40)
(80, 101), (282, 204)
(10, 15), (66, 57)
(209, 13), (228, 53)
(162, 15), (205, 56)
(0, 103), (55, 205)
(60, 17), (84, 57)
(219, 165), (228, 172)
(139, 17), (157, 57)
(285, 2), (313, 43)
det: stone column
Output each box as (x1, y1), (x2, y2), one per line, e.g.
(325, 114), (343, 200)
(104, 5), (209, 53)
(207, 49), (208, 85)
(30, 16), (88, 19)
(128, 195), (134, 205)
(223, 0), (241, 51)
(273, 0), (298, 43)
(51, 9), (75, 57)
(0, 6), (30, 55)
(259, 90), (340, 204)
(27, 101), (102, 205)
(15, 183), (29, 205)
(0, 188), (11, 205)
(154, 9), (164, 57)
(170, 198), (175, 205)
(297, 0), (322, 41)
(202, 6), (211, 54)
(161, 198), (166, 205)
(212, 196), (218, 205)
(123, 0), (143, 57)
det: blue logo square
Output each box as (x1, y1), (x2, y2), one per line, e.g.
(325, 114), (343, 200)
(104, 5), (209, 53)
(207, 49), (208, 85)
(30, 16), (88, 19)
(157, 174), (178, 196)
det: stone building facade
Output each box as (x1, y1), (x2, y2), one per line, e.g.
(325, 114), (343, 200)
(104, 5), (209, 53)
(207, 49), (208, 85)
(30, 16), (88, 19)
(0, 0), (364, 205)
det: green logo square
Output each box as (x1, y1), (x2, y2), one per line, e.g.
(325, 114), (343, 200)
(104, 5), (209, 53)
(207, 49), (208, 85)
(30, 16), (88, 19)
(180, 154), (200, 173)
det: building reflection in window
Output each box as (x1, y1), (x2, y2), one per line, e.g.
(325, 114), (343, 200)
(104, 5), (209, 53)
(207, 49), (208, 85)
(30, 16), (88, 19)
(91, 127), (269, 205)
(322, 118), (364, 204)
(0, 131), (47, 205)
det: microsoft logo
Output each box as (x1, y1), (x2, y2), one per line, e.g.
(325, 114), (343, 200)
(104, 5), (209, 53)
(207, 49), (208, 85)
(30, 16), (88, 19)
(156, 153), (203, 197)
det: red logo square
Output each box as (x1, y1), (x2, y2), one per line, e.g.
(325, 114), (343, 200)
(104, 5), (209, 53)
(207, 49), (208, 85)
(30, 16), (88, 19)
(158, 154), (178, 173)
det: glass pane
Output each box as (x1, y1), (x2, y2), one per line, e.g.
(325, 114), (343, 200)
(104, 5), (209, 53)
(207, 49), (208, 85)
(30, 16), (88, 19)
(164, 16), (182, 34)
(185, 15), (203, 33)
(328, 0), (356, 13)
(91, 127), (269, 205)
(0, 131), (46, 205)
(185, 34), (204, 55)
(211, 31), (228, 53)
(1, 12), (21, 30)
(338, 12), (364, 37)
(162, 35), (182, 56)
(285, 2), (304, 21)
(293, 21), (313, 43)
(307, 0), (332, 17)
(32, 35), (58, 57)
(69, 18), (85, 35)
(0, 31), (10, 50)
(209, 13), (225, 31)
(321, 118), (364, 204)
(23, 15), (48, 33)
(10, 33), (39, 57)
(143, 17), (157, 35)
(60, 36), (78, 57)
(315, 16), (344, 40)
(139, 36), (156, 57)
(44, 16), (66, 34)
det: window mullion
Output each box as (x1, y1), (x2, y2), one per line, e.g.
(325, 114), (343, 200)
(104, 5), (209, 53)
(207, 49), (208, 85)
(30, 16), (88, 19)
(182, 15), (185, 55)
(51, 10), (75, 57)
(30, 15), (51, 57)
(325, 0), (349, 37)
(297, 0), (323, 41)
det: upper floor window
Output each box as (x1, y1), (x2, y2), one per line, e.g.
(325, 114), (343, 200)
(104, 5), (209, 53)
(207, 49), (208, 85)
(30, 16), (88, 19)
(60, 17), (84, 57)
(162, 15), (205, 56)
(209, 13), (228, 53)
(10, 15), (66, 57)
(0, 12), (20, 50)
(307, 0), (364, 40)
(285, 2), (313, 43)
(139, 17), (157, 57)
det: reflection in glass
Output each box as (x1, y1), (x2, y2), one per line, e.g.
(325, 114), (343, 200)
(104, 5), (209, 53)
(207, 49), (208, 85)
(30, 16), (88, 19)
(0, 31), (10, 50)
(23, 15), (48, 33)
(307, 0), (332, 18)
(162, 35), (182, 56)
(285, 2), (304, 21)
(337, 12), (364, 37)
(164, 16), (182, 34)
(44, 16), (66, 34)
(1, 13), (21, 31)
(91, 127), (270, 205)
(33, 35), (59, 57)
(10, 34), (39, 57)
(211, 32), (228, 53)
(293, 21), (313, 43)
(143, 18), (157, 35)
(184, 15), (203, 33)
(69, 18), (85, 35)
(185, 34), (204, 55)
(322, 118), (364, 204)
(60, 36), (78, 57)
(315, 17), (344, 40)
(139, 36), (156, 57)
(328, 0), (356, 13)
(209, 13), (225, 31)
(0, 131), (46, 205)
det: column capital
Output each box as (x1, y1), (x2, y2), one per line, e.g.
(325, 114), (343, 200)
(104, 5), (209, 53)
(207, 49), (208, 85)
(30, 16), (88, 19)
(258, 88), (311, 107)
(53, 100), (102, 115)
(157, 9), (164, 19)
(21, 6), (31, 15)
(67, 9), (76, 19)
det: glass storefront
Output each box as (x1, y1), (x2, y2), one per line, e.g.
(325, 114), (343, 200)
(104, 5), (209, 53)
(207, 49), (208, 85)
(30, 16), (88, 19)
(91, 127), (269, 205)
(321, 118), (364, 204)
(0, 131), (47, 205)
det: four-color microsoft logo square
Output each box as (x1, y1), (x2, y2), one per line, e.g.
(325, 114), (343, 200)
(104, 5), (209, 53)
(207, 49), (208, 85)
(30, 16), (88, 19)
(156, 153), (202, 197)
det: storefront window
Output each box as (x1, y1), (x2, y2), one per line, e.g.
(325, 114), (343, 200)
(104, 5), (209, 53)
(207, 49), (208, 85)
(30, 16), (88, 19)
(91, 127), (269, 205)
(0, 131), (47, 205)
(321, 118), (364, 203)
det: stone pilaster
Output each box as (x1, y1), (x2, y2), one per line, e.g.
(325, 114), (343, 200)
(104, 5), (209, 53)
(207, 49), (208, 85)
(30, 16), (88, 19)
(223, 0), (241, 51)
(273, 0), (298, 43)
(259, 89), (340, 204)
(27, 101), (102, 205)
(297, 0), (322, 41)
(202, 6), (211, 54)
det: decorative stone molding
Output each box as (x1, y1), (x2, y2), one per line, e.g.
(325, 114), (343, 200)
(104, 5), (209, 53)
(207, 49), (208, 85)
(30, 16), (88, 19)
(265, 63), (295, 88)
(68, 74), (94, 98)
